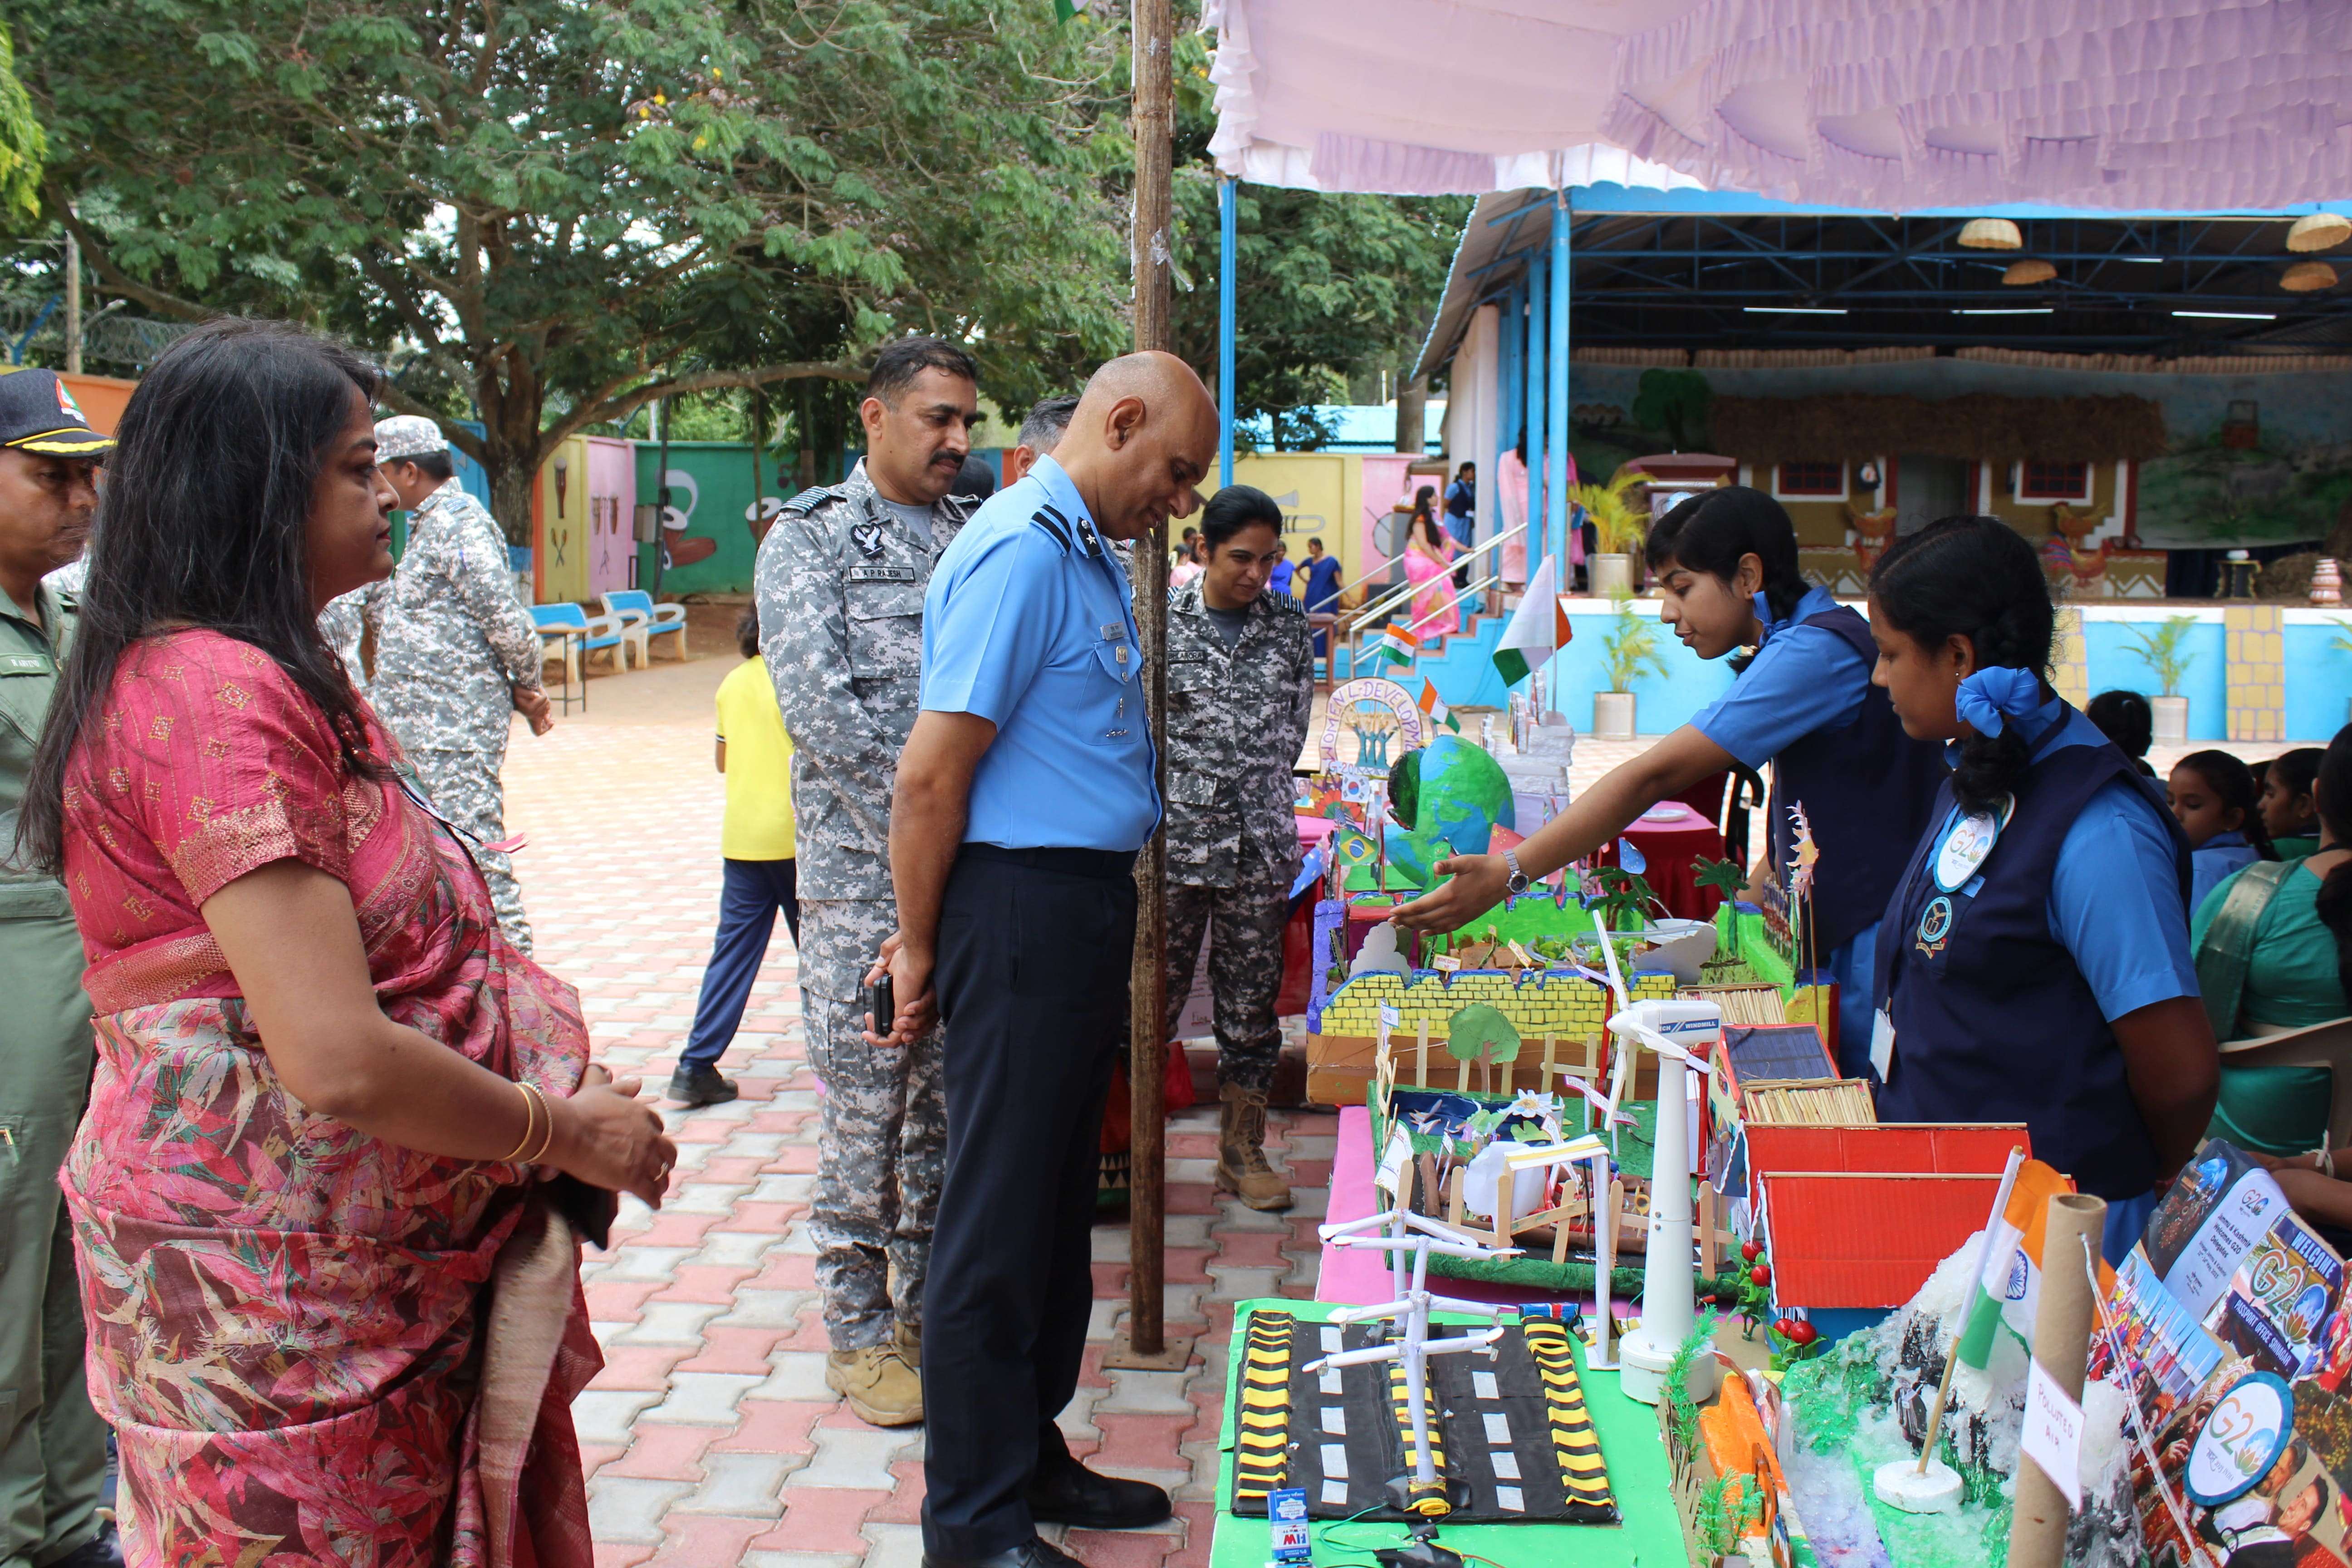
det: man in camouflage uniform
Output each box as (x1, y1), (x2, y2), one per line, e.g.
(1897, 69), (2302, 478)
(1161, 485), (1313, 1210)
(758, 338), (980, 1428)
(366, 416), (551, 954)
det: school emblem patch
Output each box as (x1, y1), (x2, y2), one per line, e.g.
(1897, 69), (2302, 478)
(1915, 894), (1954, 957)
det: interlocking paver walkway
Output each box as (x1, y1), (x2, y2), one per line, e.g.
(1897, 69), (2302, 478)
(502, 655), (1338, 1568)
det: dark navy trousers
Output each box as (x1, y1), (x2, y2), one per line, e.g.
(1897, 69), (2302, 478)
(680, 858), (801, 1071)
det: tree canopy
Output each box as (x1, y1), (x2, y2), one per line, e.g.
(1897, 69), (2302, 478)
(13, 0), (1133, 535)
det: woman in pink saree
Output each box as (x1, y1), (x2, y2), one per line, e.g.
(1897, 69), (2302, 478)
(1399, 486), (1463, 637)
(15, 321), (675, 1567)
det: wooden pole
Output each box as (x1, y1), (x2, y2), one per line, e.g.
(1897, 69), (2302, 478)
(63, 235), (83, 376)
(1106, 0), (1189, 1373)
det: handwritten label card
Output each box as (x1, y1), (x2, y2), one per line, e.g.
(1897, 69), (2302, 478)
(1374, 1127), (1414, 1198)
(2022, 1360), (2085, 1510)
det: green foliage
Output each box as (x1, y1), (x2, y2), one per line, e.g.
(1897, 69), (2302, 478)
(1630, 368), (1712, 451)
(0, 28), (42, 220)
(1571, 467), (1651, 556)
(1582, 865), (1657, 929)
(1168, 34), (1467, 450)
(2329, 617), (2352, 656)
(1601, 590), (1671, 694)
(1693, 857), (1747, 898)
(1445, 1003), (1521, 1066)
(15, 0), (1131, 535)
(2121, 614), (2200, 696)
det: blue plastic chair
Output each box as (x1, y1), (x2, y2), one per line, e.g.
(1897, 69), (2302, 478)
(599, 588), (689, 664)
(530, 603), (627, 709)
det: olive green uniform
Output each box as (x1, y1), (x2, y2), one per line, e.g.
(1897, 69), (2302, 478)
(0, 581), (107, 1568)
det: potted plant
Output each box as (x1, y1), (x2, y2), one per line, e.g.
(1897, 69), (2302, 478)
(1596, 590), (1669, 739)
(2333, 618), (2352, 725)
(2122, 615), (2198, 743)
(1571, 468), (1650, 598)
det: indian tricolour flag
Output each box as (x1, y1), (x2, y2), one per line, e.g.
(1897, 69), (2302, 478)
(1492, 556), (1569, 687)
(1417, 679), (1460, 734)
(1955, 1159), (2113, 1367)
(1377, 624), (1421, 667)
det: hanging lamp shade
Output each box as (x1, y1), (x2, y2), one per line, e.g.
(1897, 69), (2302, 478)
(2288, 213), (2352, 253)
(2283, 260), (2340, 293)
(1959, 218), (2024, 250)
(2003, 259), (2056, 285)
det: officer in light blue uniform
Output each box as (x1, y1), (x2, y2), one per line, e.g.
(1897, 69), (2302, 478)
(883, 353), (1218, 1568)
(1867, 518), (2213, 1265)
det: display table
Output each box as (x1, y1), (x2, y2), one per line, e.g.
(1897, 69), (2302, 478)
(1207, 1299), (1688, 1568)
(1599, 802), (1727, 922)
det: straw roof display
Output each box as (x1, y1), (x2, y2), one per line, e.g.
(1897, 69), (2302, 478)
(1710, 392), (2168, 464)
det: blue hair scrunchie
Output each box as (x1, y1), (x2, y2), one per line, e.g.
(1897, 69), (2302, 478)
(1955, 666), (2043, 737)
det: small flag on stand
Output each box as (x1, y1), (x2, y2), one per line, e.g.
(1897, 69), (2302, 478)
(1331, 826), (1379, 866)
(1417, 679), (1461, 734)
(1492, 557), (1570, 686)
(1377, 624), (1421, 667)
(1052, 0), (1093, 19)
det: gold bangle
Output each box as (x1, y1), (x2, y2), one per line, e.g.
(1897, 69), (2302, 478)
(498, 1081), (539, 1163)
(519, 1083), (557, 1166)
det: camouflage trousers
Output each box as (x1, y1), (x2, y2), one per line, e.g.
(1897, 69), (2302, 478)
(1164, 873), (1291, 1095)
(799, 899), (943, 1350)
(409, 745), (532, 957)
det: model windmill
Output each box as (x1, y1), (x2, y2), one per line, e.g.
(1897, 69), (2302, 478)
(1602, 996), (1725, 1406)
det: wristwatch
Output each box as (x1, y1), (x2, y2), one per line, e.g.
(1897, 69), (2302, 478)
(1503, 848), (1530, 897)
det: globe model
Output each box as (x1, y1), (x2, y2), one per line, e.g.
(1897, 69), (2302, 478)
(1386, 735), (1514, 888)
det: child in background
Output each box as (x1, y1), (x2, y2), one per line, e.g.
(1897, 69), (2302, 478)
(669, 605), (801, 1108)
(2171, 748), (2276, 916)
(2263, 748), (2327, 860)
(2087, 688), (2158, 778)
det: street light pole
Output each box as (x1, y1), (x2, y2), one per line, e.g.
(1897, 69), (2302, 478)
(1105, 0), (1194, 1374)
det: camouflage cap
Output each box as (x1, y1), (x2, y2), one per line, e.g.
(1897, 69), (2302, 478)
(373, 414), (448, 461)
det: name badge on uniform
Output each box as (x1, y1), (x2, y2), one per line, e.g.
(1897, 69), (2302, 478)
(852, 521), (886, 558)
(847, 566), (916, 583)
(1870, 1008), (1896, 1083)
(1933, 801), (2010, 892)
(0, 652), (49, 675)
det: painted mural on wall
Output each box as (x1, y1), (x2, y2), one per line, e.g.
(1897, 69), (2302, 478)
(1568, 358), (2352, 552)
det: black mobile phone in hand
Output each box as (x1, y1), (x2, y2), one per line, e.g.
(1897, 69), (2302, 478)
(865, 974), (895, 1038)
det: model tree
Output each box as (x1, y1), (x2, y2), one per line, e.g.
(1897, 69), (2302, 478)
(1446, 1003), (1522, 1096)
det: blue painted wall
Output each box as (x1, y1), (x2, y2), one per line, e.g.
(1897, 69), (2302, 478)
(2288, 622), (2352, 744)
(2081, 618), (2228, 741)
(1543, 603), (1741, 735)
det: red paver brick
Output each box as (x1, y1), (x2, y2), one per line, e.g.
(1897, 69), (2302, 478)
(1063, 1529), (1178, 1568)
(748, 1488), (890, 1553)
(1164, 1500), (1220, 1568)
(628, 1211), (727, 1249)
(713, 1399), (828, 1454)
(649, 1515), (775, 1568)
(1089, 1413), (1197, 1473)
(584, 1280), (662, 1321)
(746, 1252), (818, 1291)
(598, 1422), (724, 1482)
(675, 1325), (790, 1374)
(588, 1343), (692, 1392)
(862, 1460), (930, 1524)
(1205, 1230), (1288, 1269)
(653, 1264), (758, 1304)
(726, 1201), (803, 1230)
(593, 1545), (656, 1568)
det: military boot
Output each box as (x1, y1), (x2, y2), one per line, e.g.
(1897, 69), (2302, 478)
(895, 1318), (922, 1369)
(1215, 1083), (1291, 1211)
(826, 1343), (924, 1426)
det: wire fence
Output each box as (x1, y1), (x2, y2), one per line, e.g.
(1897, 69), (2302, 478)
(0, 299), (200, 372)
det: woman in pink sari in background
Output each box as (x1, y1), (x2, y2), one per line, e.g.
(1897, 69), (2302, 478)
(15, 321), (675, 1567)
(1400, 486), (1463, 637)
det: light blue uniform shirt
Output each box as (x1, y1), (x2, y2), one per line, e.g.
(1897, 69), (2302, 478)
(2190, 831), (2262, 917)
(921, 455), (1161, 852)
(1689, 584), (1869, 770)
(1929, 696), (2199, 1022)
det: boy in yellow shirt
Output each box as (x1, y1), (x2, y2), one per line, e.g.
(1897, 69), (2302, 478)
(671, 606), (801, 1107)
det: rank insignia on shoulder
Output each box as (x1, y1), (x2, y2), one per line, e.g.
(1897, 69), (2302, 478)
(1030, 507), (1073, 554)
(779, 486), (841, 518)
(851, 521), (887, 558)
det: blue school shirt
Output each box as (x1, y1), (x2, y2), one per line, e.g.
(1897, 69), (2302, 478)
(2190, 831), (2262, 918)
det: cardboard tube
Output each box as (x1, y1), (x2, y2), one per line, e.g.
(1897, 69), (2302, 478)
(2006, 1192), (2107, 1568)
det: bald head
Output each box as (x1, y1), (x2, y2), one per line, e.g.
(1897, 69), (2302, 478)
(1054, 350), (1219, 542)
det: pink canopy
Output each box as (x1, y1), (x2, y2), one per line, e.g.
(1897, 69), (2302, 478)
(1203, 0), (2352, 210)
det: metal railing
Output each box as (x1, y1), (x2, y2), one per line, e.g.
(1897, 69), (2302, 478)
(1338, 520), (1529, 675)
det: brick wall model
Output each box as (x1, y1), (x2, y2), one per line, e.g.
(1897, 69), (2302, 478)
(1318, 968), (1677, 1041)
(2225, 604), (2286, 744)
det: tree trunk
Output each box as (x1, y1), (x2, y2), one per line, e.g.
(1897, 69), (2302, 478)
(484, 443), (539, 549)
(1395, 376), (1427, 455)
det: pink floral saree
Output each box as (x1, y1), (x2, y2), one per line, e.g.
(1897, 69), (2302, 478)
(57, 630), (599, 1567)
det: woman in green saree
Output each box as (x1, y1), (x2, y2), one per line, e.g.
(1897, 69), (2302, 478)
(2193, 726), (2352, 1156)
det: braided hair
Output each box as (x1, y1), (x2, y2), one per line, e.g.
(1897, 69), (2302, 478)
(2311, 727), (2352, 1008)
(1868, 516), (2054, 816)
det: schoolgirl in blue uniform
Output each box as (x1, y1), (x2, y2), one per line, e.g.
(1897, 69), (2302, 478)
(1866, 517), (2219, 1261)
(1396, 486), (1945, 1073)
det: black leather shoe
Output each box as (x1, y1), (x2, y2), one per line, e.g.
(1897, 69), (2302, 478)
(49, 1525), (126, 1568)
(922, 1535), (1088, 1568)
(1026, 1458), (1174, 1530)
(667, 1064), (739, 1108)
